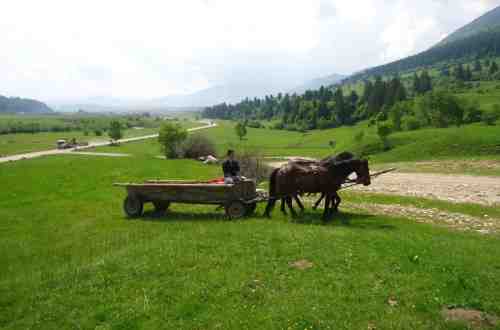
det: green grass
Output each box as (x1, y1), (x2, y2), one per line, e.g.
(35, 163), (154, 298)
(1, 154), (500, 329)
(93, 120), (500, 177)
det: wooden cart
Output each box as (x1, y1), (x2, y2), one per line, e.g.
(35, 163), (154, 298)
(114, 179), (267, 219)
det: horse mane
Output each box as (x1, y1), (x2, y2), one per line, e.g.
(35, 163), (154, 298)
(320, 151), (356, 166)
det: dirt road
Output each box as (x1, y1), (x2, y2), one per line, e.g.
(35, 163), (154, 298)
(353, 172), (500, 206)
(0, 121), (216, 164)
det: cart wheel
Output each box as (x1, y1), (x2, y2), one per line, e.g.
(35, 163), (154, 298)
(123, 195), (143, 218)
(245, 202), (257, 216)
(225, 201), (246, 219)
(153, 201), (171, 214)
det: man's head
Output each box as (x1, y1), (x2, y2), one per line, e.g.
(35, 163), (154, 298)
(227, 149), (235, 159)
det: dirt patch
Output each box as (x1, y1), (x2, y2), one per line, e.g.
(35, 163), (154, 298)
(442, 307), (498, 329)
(289, 259), (314, 270)
(344, 202), (500, 234)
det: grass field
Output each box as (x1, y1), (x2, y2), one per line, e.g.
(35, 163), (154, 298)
(0, 128), (159, 157)
(0, 118), (203, 157)
(1, 152), (500, 329)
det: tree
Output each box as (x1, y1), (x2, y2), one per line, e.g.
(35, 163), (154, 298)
(377, 123), (392, 150)
(490, 61), (499, 75)
(454, 64), (465, 81)
(474, 59), (482, 72)
(464, 65), (472, 81)
(419, 71), (432, 93)
(158, 122), (188, 159)
(108, 120), (123, 141)
(235, 122), (247, 140)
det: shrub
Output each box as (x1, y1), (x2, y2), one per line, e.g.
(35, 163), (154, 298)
(158, 122), (188, 159)
(235, 122), (247, 140)
(402, 116), (421, 131)
(180, 134), (216, 159)
(236, 150), (272, 184)
(108, 120), (123, 141)
(272, 122), (284, 130)
(94, 129), (103, 136)
(247, 121), (262, 128)
(377, 122), (392, 150)
(482, 105), (500, 125)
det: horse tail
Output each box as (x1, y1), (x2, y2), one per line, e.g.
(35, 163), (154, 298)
(268, 168), (279, 198)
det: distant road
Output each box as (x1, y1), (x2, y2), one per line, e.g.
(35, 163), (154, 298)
(0, 121), (217, 164)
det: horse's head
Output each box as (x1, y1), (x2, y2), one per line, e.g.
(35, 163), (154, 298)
(354, 159), (371, 186)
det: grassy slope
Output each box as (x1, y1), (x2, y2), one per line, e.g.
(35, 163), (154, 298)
(1, 153), (500, 329)
(193, 121), (500, 162)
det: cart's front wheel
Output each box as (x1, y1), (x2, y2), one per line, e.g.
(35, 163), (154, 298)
(124, 195), (143, 218)
(245, 202), (257, 216)
(153, 201), (171, 214)
(225, 201), (246, 219)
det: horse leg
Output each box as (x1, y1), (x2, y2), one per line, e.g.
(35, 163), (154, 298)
(293, 195), (305, 213)
(322, 194), (332, 222)
(313, 193), (325, 210)
(332, 192), (341, 213)
(286, 196), (298, 217)
(264, 198), (277, 218)
(280, 198), (287, 215)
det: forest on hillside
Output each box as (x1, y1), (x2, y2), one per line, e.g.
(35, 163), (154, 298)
(203, 28), (500, 134)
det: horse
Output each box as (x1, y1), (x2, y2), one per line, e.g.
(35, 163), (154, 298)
(263, 158), (371, 221)
(275, 151), (357, 215)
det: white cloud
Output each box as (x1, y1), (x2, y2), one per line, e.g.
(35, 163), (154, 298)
(0, 0), (499, 101)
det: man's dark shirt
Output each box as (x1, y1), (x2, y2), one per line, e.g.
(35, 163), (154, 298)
(222, 159), (240, 177)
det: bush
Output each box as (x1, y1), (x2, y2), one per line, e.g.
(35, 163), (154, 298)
(272, 122), (284, 130)
(482, 105), (500, 125)
(236, 150), (272, 184)
(94, 129), (103, 136)
(158, 122), (188, 159)
(180, 135), (216, 159)
(247, 121), (262, 128)
(402, 116), (421, 131)
(377, 122), (392, 150)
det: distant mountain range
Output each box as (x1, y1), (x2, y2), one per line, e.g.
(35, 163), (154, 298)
(50, 75), (347, 111)
(438, 5), (500, 46)
(287, 74), (346, 94)
(0, 95), (53, 114)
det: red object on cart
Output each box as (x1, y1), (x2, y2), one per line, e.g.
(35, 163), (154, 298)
(208, 177), (225, 184)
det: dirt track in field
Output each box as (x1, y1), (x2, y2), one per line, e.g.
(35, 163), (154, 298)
(354, 172), (500, 206)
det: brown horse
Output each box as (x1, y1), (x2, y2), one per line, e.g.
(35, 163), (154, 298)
(263, 158), (371, 220)
(275, 152), (357, 215)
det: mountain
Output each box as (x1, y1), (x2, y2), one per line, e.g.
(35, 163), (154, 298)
(0, 95), (53, 114)
(155, 81), (297, 107)
(438, 6), (500, 46)
(345, 5), (500, 83)
(288, 73), (346, 94)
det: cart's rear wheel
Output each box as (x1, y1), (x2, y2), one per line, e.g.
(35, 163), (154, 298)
(225, 201), (246, 219)
(153, 201), (171, 214)
(245, 202), (257, 216)
(123, 195), (143, 218)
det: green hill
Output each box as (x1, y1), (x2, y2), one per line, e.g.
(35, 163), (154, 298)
(438, 5), (500, 46)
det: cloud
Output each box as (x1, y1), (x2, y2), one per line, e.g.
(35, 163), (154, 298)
(0, 0), (499, 101)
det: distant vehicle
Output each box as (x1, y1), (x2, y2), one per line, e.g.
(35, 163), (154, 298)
(56, 139), (88, 150)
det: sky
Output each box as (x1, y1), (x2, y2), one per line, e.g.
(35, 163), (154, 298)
(1, 0), (500, 102)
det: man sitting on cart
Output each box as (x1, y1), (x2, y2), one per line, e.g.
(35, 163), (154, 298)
(222, 149), (241, 184)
